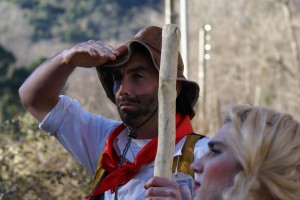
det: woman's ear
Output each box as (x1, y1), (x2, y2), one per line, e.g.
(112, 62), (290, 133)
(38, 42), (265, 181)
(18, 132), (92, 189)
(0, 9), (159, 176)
(176, 81), (182, 97)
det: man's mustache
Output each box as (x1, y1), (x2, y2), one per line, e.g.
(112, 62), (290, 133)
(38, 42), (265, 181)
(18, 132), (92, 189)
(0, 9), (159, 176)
(116, 97), (139, 105)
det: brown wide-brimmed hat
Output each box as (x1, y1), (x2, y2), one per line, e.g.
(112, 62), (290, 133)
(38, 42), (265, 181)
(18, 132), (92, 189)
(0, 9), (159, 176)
(96, 26), (200, 118)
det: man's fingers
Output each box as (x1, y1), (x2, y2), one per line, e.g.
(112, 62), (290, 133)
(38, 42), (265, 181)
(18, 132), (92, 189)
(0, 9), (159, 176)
(62, 40), (120, 67)
(87, 40), (119, 58)
(145, 187), (179, 199)
(145, 176), (178, 188)
(144, 177), (180, 199)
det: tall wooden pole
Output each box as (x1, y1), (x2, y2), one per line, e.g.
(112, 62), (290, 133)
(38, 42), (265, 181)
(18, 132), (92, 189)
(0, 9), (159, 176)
(198, 28), (206, 120)
(180, 0), (189, 78)
(165, 0), (176, 24)
(154, 24), (180, 178)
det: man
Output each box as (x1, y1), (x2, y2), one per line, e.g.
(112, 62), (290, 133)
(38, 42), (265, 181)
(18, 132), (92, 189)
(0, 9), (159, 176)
(19, 26), (209, 199)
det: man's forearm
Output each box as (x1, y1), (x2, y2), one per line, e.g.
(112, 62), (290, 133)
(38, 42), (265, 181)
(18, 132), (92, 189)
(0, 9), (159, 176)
(19, 40), (119, 121)
(19, 51), (75, 121)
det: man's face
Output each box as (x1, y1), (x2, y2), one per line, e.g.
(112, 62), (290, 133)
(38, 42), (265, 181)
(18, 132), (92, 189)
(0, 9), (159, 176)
(112, 51), (159, 128)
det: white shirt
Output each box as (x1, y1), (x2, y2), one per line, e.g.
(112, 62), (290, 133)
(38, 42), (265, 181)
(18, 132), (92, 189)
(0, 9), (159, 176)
(40, 95), (209, 200)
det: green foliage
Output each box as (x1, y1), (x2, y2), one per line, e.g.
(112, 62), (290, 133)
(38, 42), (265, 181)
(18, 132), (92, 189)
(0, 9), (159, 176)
(0, 45), (18, 120)
(7, 0), (39, 9)
(0, 44), (46, 121)
(0, 44), (15, 77)
(7, 0), (162, 43)
(0, 48), (89, 198)
(0, 1), (162, 198)
(0, 114), (91, 199)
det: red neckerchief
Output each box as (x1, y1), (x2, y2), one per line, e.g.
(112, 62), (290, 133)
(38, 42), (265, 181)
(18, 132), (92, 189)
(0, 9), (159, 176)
(85, 113), (193, 198)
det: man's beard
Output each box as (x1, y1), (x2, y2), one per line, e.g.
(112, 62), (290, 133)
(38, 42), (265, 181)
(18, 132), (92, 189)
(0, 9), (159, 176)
(116, 96), (158, 128)
(119, 109), (140, 126)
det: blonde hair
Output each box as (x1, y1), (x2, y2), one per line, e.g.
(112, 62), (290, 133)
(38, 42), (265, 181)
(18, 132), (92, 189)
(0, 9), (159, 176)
(223, 105), (300, 200)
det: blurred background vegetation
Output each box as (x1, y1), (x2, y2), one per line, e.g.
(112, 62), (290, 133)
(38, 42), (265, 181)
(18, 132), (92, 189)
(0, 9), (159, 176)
(0, 0), (162, 199)
(1, 0), (300, 199)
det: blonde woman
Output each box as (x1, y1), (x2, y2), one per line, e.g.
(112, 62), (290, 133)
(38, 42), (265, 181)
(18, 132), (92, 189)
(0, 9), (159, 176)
(145, 105), (300, 200)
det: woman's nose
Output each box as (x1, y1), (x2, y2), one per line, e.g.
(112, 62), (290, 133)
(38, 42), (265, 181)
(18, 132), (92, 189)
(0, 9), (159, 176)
(191, 155), (205, 174)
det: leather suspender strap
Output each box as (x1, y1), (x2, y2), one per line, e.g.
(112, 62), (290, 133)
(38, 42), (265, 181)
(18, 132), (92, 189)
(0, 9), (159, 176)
(172, 134), (204, 178)
(92, 152), (107, 191)
(91, 133), (205, 195)
(87, 114), (193, 199)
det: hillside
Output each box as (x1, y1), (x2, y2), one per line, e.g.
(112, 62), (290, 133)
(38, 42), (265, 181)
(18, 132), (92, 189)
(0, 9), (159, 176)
(0, 1), (163, 199)
(1, 0), (300, 199)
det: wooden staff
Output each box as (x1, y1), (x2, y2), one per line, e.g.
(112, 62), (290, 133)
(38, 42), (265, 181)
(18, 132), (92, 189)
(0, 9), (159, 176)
(154, 24), (181, 178)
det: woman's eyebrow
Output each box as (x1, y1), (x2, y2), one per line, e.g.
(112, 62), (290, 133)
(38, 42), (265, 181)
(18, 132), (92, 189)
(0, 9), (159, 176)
(208, 140), (225, 148)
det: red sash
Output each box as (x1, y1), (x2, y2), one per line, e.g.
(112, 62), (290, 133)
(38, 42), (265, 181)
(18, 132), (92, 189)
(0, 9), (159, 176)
(86, 113), (193, 198)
